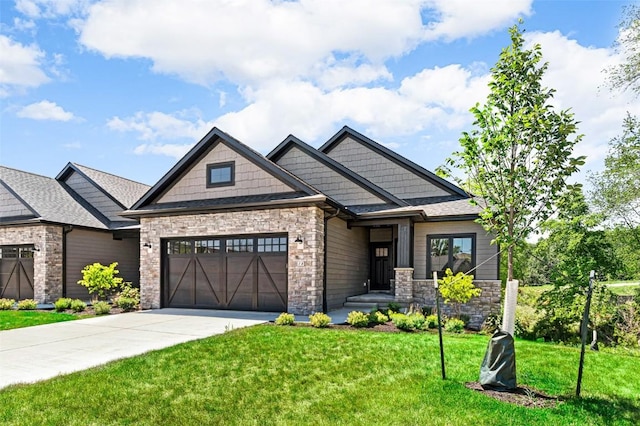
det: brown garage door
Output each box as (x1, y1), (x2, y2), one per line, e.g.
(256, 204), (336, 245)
(162, 235), (287, 311)
(0, 245), (35, 300)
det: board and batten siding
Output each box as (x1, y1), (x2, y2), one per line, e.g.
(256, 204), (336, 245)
(324, 137), (450, 199)
(65, 229), (140, 300)
(413, 221), (498, 280)
(158, 142), (294, 204)
(275, 146), (386, 206)
(0, 184), (32, 218)
(64, 171), (133, 223)
(325, 217), (369, 310)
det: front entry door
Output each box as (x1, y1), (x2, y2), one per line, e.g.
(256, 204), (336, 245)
(370, 243), (392, 291)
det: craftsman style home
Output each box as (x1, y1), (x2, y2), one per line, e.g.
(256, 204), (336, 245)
(1, 126), (500, 324)
(125, 126), (500, 322)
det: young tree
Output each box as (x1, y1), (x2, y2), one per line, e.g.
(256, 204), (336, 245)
(606, 5), (640, 96)
(438, 268), (481, 318)
(440, 22), (585, 284)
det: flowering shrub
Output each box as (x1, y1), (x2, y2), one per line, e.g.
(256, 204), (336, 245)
(309, 312), (331, 328)
(275, 312), (295, 326)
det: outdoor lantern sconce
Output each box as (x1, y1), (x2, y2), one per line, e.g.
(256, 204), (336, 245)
(30, 246), (40, 252)
(143, 242), (152, 248)
(294, 235), (303, 243)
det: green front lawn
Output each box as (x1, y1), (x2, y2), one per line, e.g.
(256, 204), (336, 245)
(0, 310), (79, 331)
(1, 326), (638, 425)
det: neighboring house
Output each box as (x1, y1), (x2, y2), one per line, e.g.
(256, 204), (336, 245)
(125, 126), (501, 324)
(0, 163), (149, 302)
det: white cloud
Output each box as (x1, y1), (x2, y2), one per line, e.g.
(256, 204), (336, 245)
(0, 35), (49, 95)
(423, 0), (533, 41)
(16, 100), (75, 121)
(77, 0), (526, 87)
(107, 110), (213, 141)
(134, 143), (194, 159)
(15, 0), (88, 19)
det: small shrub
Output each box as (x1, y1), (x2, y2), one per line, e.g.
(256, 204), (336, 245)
(426, 314), (439, 329)
(54, 298), (72, 312)
(17, 299), (37, 310)
(421, 306), (433, 316)
(0, 298), (15, 310)
(482, 312), (502, 334)
(93, 301), (111, 315)
(347, 311), (370, 328)
(444, 318), (465, 333)
(386, 302), (401, 313)
(113, 283), (140, 312)
(458, 314), (471, 326)
(77, 262), (124, 300)
(275, 312), (295, 326)
(309, 312), (331, 328)
(369, 310), (389, 325)
(70, 299), (87, 313)
(392, 312), (426, 331)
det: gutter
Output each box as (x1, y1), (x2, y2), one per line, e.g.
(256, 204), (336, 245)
(62, 225), (73, 297)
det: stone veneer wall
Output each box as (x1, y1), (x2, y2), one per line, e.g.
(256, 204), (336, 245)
(0, 224), (63, 303)
(393, 268), (414, 303)
(139, 206), (325, 314)
(412, 279), (501, 330)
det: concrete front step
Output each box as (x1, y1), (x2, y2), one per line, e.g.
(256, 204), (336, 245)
(343, 301), (384, 310)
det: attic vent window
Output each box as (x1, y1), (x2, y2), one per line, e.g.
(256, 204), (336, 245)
(206, 162), (235, 188)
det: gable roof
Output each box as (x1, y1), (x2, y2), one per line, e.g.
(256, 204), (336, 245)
(57, 163), (150, 209)
(319, 126), (468, 198)
(131, 127), (320, 210)
(0, 166), (107, 228)
(267, 135), (408, 207)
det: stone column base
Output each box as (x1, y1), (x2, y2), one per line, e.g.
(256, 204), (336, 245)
(394, 267), (414, 303)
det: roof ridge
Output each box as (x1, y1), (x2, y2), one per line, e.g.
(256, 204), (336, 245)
(0, 165), (56, 181)
(71, 163), (150, 187)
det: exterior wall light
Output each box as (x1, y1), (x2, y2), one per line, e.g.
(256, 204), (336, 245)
(143, 242), (152, 248)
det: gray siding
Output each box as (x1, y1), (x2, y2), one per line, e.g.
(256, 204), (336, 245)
(64, 171), (133, 223)
(158, 142), (294, 203)
(326, 217), (369, 309)
(413, 221), (498, 280)
(0, 185), (32, 218)
(65, 228), (140, 300)
(325, 136), (450, 199)
(275, 146), (386, 205)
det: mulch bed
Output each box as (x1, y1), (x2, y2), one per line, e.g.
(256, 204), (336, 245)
(465, 382), (562, 408)
(43, 306), (132, 316)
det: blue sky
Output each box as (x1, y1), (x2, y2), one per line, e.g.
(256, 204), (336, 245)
(1, 0), (638, 186)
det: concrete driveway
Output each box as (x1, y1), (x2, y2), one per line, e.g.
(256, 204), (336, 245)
(0, 308), (278, 390)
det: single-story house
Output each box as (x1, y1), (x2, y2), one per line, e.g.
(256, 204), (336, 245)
(124, 126), (501, 323)
(0, 163), (149, 302)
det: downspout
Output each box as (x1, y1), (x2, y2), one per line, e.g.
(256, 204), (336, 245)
(323, 209), (340, 313)
(62, 225), (73, 297)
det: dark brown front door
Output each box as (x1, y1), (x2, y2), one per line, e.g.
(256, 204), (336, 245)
(163, 236), (287, 311)
(0, 245), (35, 300)
(370, 243), (392, 290)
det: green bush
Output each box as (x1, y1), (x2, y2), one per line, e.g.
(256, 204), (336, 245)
(77, 262), (124, 300)
(0, 298), (15, 310)
(275, 312), (295, 326)
(386, 302), (401, 313)
(347, 311), (370, 328)
(17, 299), (37, 310)
(514, 305), (540, 340)
(392, 313), (426, 331)
(113, 283), (140, 312)
(444, 318), (465, 333)
(481, 312), (502, 334)
(70, 299), (87, 313)
(421, 306), (433, 316)
(369, 310), (389, 325)
(54, 298), (73, 312)
(309, 312), (331, 328)
(438, 268), (481, 317)
(458, 314), (471, 326)
(93, 301), (111, 315)
(425, 314), (439, 329)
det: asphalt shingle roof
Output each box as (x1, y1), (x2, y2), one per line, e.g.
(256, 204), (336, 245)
(0, 166), (107, 228)
(72, 163), (150, 208)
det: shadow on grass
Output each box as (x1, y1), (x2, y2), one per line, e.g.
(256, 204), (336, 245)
(565, 395), (640, 424)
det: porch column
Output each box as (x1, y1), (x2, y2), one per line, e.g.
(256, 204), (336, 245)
(394, 219), (413, 302)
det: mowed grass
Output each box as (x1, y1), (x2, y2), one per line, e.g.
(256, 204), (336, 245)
(0, 310), (78, 330)
(0, 326), (638, 425)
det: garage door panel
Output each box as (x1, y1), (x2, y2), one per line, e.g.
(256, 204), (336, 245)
(163, 236), (287, 311)
(0, 245), (35, 300)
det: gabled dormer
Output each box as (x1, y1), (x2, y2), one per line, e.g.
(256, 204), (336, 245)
(319, 126), (468, 201)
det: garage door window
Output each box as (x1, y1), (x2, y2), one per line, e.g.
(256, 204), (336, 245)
(257, 237), (287, 253)
(226, 238), (254, 253)
(168, 240), (192, 254)
(195, 240), (220, 253)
